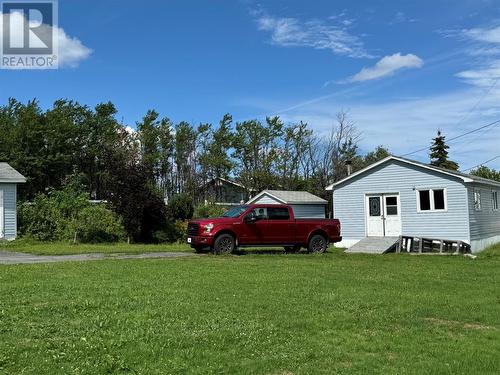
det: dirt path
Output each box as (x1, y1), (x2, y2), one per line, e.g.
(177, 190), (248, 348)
(0, 251), (196, 265)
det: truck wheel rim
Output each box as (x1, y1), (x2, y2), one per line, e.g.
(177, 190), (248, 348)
(312, 238), (325, 252)
(218, 238), (233, 253)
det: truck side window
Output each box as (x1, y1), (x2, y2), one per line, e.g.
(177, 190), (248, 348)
(268, 207), (290, 220)
(249, 208), (268, 220)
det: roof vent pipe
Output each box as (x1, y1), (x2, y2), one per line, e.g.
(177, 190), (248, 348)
(346, 159), (353, 176)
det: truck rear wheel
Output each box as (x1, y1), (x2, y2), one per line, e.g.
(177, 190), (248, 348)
(213, 234), (235, 255)
(308, 234), (327, 253)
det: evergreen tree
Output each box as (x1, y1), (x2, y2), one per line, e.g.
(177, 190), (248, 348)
(429, 130), (459, 171)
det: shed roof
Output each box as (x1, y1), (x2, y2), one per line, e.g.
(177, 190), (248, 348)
(0, 163), (26, 183)
(325, 156), (500, 190)
(247, 190), (327, 205)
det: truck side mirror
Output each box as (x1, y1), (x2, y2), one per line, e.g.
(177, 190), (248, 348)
(244, 215), (257, 224)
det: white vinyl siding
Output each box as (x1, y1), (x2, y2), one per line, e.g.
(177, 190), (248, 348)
(332, 159), (470, 243)
(291, 204), (325, 219)
(0, 184), (18, 240)
(468, 184), (500, 241)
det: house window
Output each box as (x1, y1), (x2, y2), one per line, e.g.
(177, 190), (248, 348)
(492, 191), (498, 211)
(417, 189), (447, 212)
(474, 189), (481, 211)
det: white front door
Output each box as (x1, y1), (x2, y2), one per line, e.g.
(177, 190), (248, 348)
(366, 195), (384, 236)
(366, 194), (401, 237)
(0, 189), (3, 239)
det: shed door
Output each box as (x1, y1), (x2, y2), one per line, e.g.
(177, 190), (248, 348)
(366, 195), (384, 236)
(366, 194), (401, 237)
(0, 189), (3, 239)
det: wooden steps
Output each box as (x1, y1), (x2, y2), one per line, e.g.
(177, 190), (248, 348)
(346, 237), (400, 254)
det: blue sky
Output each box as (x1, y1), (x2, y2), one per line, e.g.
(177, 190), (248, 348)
(1, 0), (500, 169)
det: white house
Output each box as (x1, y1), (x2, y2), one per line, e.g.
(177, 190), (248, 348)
(247, 190), (327, 218)
(0, 163), (26, 240)
(326, 156), (500, 253)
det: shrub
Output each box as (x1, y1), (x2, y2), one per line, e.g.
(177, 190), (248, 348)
(167, 193), (194, 221)
(71, 205), (126, 243)
(18, 181), (126, 243)
(193, 203), (226, 219)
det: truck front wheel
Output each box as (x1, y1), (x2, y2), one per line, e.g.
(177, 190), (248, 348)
(213, 234), (235, 255)
(308, 234), (327, 253)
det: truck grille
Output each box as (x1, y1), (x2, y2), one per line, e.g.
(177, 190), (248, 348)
(187, 223), (199, 236)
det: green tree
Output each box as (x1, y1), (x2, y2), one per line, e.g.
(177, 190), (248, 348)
(470, 166), (500, 182)
(232, 116), (283, 193)
(137, 110), (161, 181)
(430, 130), (459, 170)
(175, 121), (197, 196)
(361, 146), (391, 168)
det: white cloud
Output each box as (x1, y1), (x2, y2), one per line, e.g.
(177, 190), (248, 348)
(272, 87), (500, 170)
(463, 25), (500, 44)
(56, 26), (92, 68)
(391, 11), (418, 25)
(453, 25), (500, 87)
(455, 60), (500, 87)
(344, 53), (423, 83)
(255, 12), (371, 58)
(0, 11), (92, 68)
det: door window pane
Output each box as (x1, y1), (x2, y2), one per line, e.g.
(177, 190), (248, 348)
(386, 196), (397, 206)
(419, 190), (431, 211)
(268, 207), (290, 220)
(369, 197), (381, 216)
(385, 196), (398, 215)
(433, 189), (445, 210)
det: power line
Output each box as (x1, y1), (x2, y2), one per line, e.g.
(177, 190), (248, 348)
(400, 76), (500, 158)
(463, 154), (500, 172)
(399, 118), (500, 157)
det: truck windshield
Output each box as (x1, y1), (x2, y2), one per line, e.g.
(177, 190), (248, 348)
(222, 205), (249, 218)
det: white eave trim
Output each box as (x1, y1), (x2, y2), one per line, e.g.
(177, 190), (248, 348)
(325, 156), (474, 191)
(246, 191), (287, 204)
(0, 178), (26, 183)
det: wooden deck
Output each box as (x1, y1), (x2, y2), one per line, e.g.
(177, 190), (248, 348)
(395, 235), (471, 254)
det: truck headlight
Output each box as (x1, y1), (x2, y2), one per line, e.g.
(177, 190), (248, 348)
(203, 223), (214, 234)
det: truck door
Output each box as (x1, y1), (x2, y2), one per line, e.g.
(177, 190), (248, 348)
(266, 206), (295, 244)
(239, 207), (269, 245)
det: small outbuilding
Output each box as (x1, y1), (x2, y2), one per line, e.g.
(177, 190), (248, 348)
(202, 177), (250, 205)
(326, 156), (500, 253)
(0, 163), (26, 240)
(247, 190), (327, 218)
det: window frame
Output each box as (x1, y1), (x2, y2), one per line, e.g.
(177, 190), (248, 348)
(416, 188), (448, 213)
(492, 190), (498, 211)
(473, 188), (482, 211)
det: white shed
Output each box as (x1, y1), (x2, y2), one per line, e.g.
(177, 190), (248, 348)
(247, 190), (327, 218)
(0, 163), (26, 240)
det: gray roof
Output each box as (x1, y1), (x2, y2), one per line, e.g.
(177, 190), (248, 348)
(326, 156), (500, 190)
(249, 190), (327, 204)
(0, 163), (26, 183)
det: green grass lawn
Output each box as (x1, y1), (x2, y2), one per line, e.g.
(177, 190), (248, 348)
(1, 245), (500, 374)
(0, 238), (193, 255)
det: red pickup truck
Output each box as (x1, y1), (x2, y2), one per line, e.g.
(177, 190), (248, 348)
(187, 204), (341, 254)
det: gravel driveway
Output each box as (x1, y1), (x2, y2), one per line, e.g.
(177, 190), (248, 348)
(0, 251), (196, 265)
